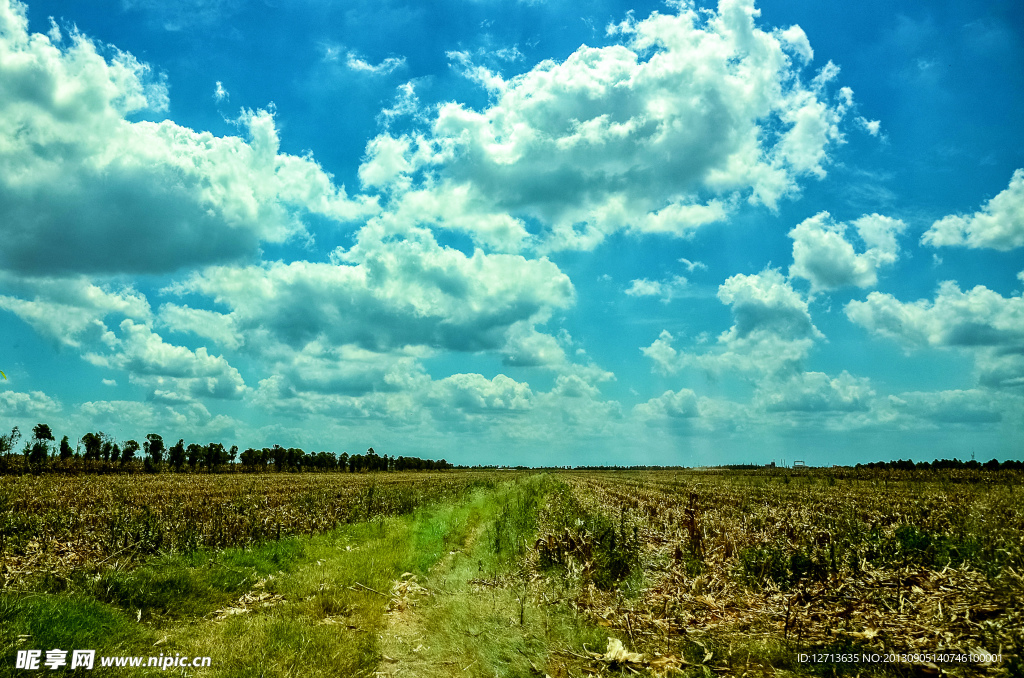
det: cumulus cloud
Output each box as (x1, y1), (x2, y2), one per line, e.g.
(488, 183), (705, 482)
(634, 388), (699, 420)
(83, 320), (247, 400)
(168, 226), (574, 355)
(846, 281), (1024, 389)
(501, 323), (567, 367)
(636, 270), (886, 430)
(428, 373), (535, 417)
(922, 169), (1024, 251)
(624, 276), (689, 303)
(888, 389), (1006, 425)
(0, 3), (376, 275)
(642, 269), (822, 377)
(0, 389), (62, 417)
(0, 275), (246, 401)
(788, 212), (906, 291)
(76, 399), (238, 438)
(159, 304), (242, 351)
(214, 80), (228, 102)
(755, 371), (874, 412)
(360, 0), (857, 252)
(0, 275), (151, 348)
(633, 390), (750, 433)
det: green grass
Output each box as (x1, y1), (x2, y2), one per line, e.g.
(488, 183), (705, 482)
(0, 479), (521, 677)
(0, 594), (152, 665)
(376, 474), (613, 677)
(12, 470), (1012, 677)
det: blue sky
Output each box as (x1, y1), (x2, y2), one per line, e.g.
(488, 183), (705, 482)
(1, 0), (1022, 466)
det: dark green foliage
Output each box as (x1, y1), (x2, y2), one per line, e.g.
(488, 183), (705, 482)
(487, 481), (543, 560)
(738, 545), (790, 588)
(0, 594), (149, 660)
(892, 524), (983, 569)
(538, 481), (640, 590)
(94, 539), (304, 619)
(59, 435), (73, 461)
(121, 439), (139, 465)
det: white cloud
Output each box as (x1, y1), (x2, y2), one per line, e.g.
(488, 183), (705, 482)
(633, 390), (750, 433)
(856, 116), (881, 136)
(159, 304), (242, 351)
(377, 81), (420, 128)
(888, 389), (1007, 425)
(501, 323), (567, 367)
(0, 275), (246, 402)
(214, 80), (228, 102)
(634, 388), (699, 420)
(624, 276), (689, 303)
(922, 169), (1024, 251)
(641, 329), (681, 375)
(788, 211), (906, 291)
(168, 225), (574, 356)
(361, 0), (857, 252)
(678, 258), (707, 273)
(0, 4), (377, 275)
(0, 275), (151, 348)
(254, 341), (426, 401)
(846, 281), (1024, 389)
(83, 320), (247, 400)
(428, 373), (535, 417)
(643, 269), (822, 377)
(0, 389), (62, 417)
(754, 371), (874, 412)
(346, 51), (406, 75)
(76, 399), (238, 438)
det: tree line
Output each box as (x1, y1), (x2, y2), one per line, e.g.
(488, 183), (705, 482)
(0, 424), (451, 475)
(856, 457), (1024, 471)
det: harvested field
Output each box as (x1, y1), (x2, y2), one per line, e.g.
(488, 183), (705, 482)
(0, 471), (497, 588)
(2, 469), (1022, 676)
(534, 470), (1024, 675)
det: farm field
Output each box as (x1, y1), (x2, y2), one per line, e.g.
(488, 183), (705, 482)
(1, 469), (1022, 676)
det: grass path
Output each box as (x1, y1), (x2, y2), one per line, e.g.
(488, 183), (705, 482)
(372, 475), (611, 678)
(3, 476), (607, 677)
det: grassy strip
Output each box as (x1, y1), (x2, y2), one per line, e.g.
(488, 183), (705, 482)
(1, 485), (490, 676)
(3, 474), (641, 677)
(377, 474), (615, 677)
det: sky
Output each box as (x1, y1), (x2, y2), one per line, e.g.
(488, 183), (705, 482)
(1, 0), (1022, 467)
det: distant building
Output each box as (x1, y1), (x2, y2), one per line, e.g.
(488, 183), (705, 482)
(793, 460), (806, 468)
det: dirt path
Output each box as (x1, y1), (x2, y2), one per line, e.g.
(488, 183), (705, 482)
(373, 512), (488, 678)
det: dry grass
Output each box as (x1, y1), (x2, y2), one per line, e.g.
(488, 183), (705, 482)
(0, 471), (495, 588)
(536, 470), (1024, 676)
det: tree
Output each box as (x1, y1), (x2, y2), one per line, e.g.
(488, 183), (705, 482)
(1, 427), (21, 455)
(144, 433), (164, 466)
(206, 443), (226, 471)
(32, 424), (54, 444)
(122, 440), (140, 465)
(168, 439), (186, 470)
(81, 432), (103, 462)
(59, 435), (73, 461)
(27, 423), (54, 469)
(187, 443), (203, 469)
(100, 436), (113, 463)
